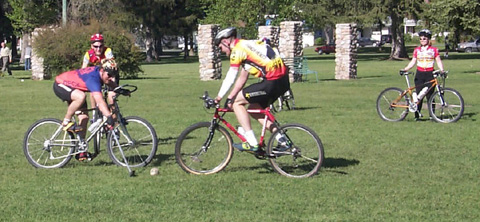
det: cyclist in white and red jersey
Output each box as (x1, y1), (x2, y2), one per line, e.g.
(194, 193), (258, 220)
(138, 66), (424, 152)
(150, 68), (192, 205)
(213, 27), (290, 153)
(402, 29), (445, 120)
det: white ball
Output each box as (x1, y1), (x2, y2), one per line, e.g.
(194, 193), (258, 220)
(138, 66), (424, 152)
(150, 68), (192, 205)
(150, 167), (159, 176)
(21, 79), (24, 82)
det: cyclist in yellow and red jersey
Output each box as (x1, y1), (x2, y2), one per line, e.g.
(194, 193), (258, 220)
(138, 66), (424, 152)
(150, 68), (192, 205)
(82, 34), (114, 68)
(82, 34), (118, 121)
(403, 29), (445, 120)
(213, 27), (290, 153)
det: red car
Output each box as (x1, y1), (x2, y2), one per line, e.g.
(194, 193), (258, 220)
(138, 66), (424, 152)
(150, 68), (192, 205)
(314, 44), (335, 55)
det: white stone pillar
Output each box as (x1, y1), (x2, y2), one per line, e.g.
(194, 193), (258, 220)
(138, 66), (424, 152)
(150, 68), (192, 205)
(198, 24), (222, 81)
(258, 26), (280, 48)
(31, 28), (46, 80)
(335, 23), (357, 80)
(279, 21), (303, 82)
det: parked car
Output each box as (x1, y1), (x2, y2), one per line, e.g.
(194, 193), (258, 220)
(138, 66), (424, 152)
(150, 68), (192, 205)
(314, 44), (336, 55)
(381, 35), (392, 44)
(456, 38), (480, 53)
(357, 37), (380, 47)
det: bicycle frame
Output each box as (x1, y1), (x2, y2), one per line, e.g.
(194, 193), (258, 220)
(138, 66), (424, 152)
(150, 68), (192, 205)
(46, 86), (136, 160)
(206, 106), (277, 149)
(391, 71), (445, 111)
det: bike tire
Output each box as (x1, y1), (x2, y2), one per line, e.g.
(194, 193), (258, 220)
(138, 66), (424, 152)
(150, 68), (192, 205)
(274, 97), (283, 112)
(376, 87), (409, 122)
(175, 122), (234, 175)
(23, 118), (75, 168)
(106, 116), (158, 168)
(428, 87), (464, 123)
(284, 89), (295, 110)
(92, 111), (103, 155)
(267, 123), (324, 178)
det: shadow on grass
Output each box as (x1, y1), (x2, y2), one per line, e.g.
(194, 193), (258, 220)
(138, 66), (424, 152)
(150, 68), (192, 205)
(289, 106), (320, 111)
(461, 112), (477, 121)
(225, 157), (360, 176)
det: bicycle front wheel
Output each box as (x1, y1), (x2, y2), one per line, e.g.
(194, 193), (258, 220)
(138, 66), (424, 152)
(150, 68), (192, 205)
(267, 123), (324, 178)
(106, 116), (158, 168)
(175, 122), (234, 175)
(428, 87), (464, 123)
(23, 118), (75, 168)
(376, 87), (409, 122)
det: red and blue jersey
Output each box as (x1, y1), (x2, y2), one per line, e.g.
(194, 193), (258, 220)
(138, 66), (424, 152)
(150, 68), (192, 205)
(55, 66), (103, 92)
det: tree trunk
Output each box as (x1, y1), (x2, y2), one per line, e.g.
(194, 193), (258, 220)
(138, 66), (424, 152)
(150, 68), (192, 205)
(183, 33), (188, 60)
(145, 29), (154, 62)
(389, 11), (409, 59)
(154, 36), (162, 60)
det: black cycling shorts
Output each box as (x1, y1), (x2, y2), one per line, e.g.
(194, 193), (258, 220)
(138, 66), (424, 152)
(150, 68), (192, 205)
(242, 74), (290, 108)
(53, 82), (88, 110)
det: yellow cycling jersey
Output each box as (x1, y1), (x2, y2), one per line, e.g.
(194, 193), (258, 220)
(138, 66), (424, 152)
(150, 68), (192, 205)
(230, 39), (286, 80)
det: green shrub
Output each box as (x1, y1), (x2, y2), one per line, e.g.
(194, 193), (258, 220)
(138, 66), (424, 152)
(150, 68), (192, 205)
(403, 34), (412, 44)
(33, 22), (143, 79)
(314, 37), (325, 46)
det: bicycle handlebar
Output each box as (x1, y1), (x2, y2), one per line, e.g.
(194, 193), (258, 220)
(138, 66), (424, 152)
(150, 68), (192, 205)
(399, 70), (413, 76)
(113, 84), (138, 96)
(200, 91), (217, 109)
(433, 70), (448, 78)
(399, 70), (448, 78)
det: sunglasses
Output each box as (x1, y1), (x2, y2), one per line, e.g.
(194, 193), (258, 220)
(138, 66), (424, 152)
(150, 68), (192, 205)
(420, 37), (429, 40)
(93, 45), (104, 48)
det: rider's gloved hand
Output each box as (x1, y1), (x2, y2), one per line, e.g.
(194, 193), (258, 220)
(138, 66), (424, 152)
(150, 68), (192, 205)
(105, 115), (115, 129)
(223, 98), (234, 109)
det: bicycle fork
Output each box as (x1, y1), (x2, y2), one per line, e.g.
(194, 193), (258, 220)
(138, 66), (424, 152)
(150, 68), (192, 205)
(111, 124), (135, 177)
(191, 120), (218, 162)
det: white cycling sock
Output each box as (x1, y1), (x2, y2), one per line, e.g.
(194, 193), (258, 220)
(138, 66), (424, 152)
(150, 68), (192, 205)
(244, 130), (258, 147)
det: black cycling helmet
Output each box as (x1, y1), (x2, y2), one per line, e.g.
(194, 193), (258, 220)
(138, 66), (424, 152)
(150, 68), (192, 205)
(214, 27), (237, 46)
(419, 29), (432, 39)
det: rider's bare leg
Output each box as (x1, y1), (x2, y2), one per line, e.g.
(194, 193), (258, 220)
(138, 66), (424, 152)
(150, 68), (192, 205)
(65, 89), (89, 139)
(232, 92), (258, 146)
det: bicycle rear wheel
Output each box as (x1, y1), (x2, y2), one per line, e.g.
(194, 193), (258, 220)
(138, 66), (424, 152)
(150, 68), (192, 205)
(23, 118), (75, 168)
(267, 123), (324, 178)
(376, 87), (409, 122)
(428, 87), (464, 123)
(284, 89), (295, 110)
(106, 116), (158, 167)
(175, 122), (234, 175)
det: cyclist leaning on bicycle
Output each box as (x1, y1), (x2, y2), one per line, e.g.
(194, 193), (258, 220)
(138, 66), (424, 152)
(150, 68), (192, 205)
(53, 59), (118, 161)
(402, 29), (445, 121)
(213, 27), (290, 153)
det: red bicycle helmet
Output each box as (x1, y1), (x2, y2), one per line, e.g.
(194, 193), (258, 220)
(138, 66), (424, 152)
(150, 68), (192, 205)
(90, 33), (104, 43)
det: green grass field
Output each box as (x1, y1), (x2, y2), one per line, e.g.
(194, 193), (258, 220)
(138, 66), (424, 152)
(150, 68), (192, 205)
(1, 48), (480, 221)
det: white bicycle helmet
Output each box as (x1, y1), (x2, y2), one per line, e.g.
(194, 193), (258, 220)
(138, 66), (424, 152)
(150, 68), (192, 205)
(419, 29), (432, 39)
(214, 27), (237, 46)
(101, 59), (118, 77)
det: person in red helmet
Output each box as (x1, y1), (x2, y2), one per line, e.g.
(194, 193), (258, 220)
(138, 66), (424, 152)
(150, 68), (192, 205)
(82, 34), (114, 68)
(81, 33), (118, 120)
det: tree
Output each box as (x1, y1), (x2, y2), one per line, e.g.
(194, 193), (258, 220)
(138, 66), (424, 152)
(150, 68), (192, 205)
(201, 0), (297, 39)
(425, 0), (480, 45)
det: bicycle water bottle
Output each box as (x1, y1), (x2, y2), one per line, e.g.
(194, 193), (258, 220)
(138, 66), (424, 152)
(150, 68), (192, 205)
(88, 119), (102, 132)
(417, 87), (429, 100)
(412, 92), (418, 103)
